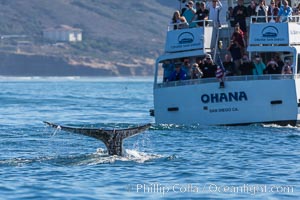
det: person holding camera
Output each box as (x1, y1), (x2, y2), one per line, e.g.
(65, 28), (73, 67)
(191, 63), (203, 79)
(183, 1), (197, 28)
(281, 59), (292, 74)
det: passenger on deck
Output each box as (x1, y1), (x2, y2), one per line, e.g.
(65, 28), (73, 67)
(248, 0), (258, 23)
(169, 62), (187, 81)
(193, 2), (209, 27)
(256, 0), (268, 22)
(264, 59), (280, 74)
(231, 23), (245, 53)
(207, 0), (222, 50)
(207, 0), (222, 27)
(162, 60), (174, 82)
(200, 54), (218, 78)
(275, 0), (282, 9)
(183, 1), (197, 28)
(222, 54), (235, 76)
(172, 10), (189, 30)
(281, 59), (293, 74)
(293, 3), (300, 15)
(227, 36), (242, 75)
(274, 55), (284, 71)
(253, 55), (266, 75)
(239, 54), (255, 75)
(195, 57), (204, 69)
(276, 0), (292, 22)
(182, 58), (192, 79)
(227, 6), (235, 27)
(233, 0), (248, 36)
(268, 0), (279, 22)
(191, 63), (203, 79)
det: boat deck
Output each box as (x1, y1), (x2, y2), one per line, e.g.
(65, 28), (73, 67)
(156, 74), (298, 88)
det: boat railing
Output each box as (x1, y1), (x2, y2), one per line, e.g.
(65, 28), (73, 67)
(167, 20), (214, 31)
(250, 16), (300, 24)
(155, 74), (296, 89)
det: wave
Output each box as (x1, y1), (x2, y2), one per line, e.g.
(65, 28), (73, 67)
(0, 149), (168, 167)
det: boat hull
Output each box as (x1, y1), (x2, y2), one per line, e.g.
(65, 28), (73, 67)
(154, 77), (300, 126)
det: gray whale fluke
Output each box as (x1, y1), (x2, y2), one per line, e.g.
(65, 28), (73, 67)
(44, 121), (151, 156)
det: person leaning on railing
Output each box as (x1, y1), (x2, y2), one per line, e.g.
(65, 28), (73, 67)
(255, 0), (268, 23)
(183, 1), (197, 28)
(192, 1), (209, 27)
(171, 10), (189, 30)
(276, 0), (292, 22)
(268, 0), (279, 22)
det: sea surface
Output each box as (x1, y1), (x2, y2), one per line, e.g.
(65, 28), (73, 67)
(0, 77), (299, 200)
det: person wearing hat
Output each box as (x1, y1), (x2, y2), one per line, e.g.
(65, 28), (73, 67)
(168, 62), (187, 81)
(200, 54), (218, 78)
(264, 59), (280, 74)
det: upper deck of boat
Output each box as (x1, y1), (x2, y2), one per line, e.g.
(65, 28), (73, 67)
(159, 16), (300, 62)
(154, 17), (300, 87)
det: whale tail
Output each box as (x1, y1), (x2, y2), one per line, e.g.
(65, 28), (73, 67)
(44, 121), (151, 156)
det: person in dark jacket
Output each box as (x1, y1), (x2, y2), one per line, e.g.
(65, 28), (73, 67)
(223, 54), (235, 76)
(200, 54), (218, 78)
(239, 54), (255, 75)
(227, 37), (242, 75)
(233, 0), (248, 34)
(264, 59), (280, 74)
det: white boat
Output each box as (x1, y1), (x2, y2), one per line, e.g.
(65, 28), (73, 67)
(152, 16), (300, 126)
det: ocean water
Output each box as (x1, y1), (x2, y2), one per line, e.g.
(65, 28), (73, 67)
(0, 77), (299, 200)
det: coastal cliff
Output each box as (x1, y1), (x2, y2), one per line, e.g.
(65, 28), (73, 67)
(0, 52), (154, 76)
(0, 0), (175, 76)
